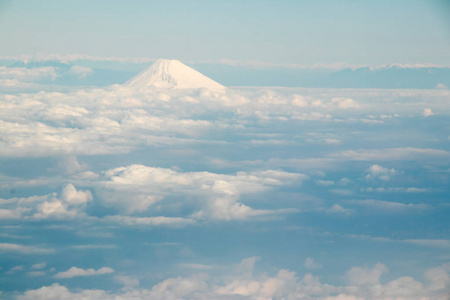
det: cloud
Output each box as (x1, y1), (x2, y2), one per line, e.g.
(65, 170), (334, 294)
(335, 147), (449, 161)
(15, 259), (450, 300)
(60, 184), (92, 205)
(304, 257), (322, 270)
(363, 187), (429, 193)
(365, 164), (396, 181)
(179, 263), (212, 270)
(115, 275), (140, 290)
(16, 283), (111, 300)
(423, 108), (434, 117)
(31, 262), (47, 269)
(403, 239), (450, 249)
(69, 66), (93, 78)
(54, 266), (114, 279)
(349, 199), (429, 212)
(0, 66), (57, 82)
(102, 216), (195, 227)
(317, 180), (335, 186)
(99, 164), (305, 220)
(0, 243), (54, 254)
(326, 204), (353, 216)
(346, 263), (388, 285)
(0, 185), (93, 220)
(27, 271), (46, 277)
(6, 265), (24, 274)
(330, 97), (359, 109)
(424, 263), (450, 291)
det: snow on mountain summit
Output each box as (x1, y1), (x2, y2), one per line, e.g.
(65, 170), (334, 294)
(125, 59), (225, 91)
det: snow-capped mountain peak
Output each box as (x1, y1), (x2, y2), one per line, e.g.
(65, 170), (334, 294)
(125, 59), (225, 90)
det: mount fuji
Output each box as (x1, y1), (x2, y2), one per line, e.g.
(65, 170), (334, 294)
(125, 59), (226, 91)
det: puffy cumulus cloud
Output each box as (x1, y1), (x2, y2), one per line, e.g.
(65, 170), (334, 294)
(330, 97), (359, 109)
(69, 66), (93, 78)
(346, 263), (388, 285)
(365, 164), (396, 181)
(436, 83), (448, 90)
(14, 260), (450, 300)
(115, 275), (140, 290)
(304, 257), (323, 270)
(0, 184), (93, 220)
(0, 85), (390, 157)
(56, 156), (89, 175)
(424, 263), (450, 291)
(6, 265), (24, 273)
(0, 207), (27, 219)
(326, 204), (353, 216)
(290, 95), (358, 109)
(16, 283), (112, 300)
(0, 89), (222, 157)
(0, 66), (57, 82)
(54, 266), (114, 279)
(99, 164), (305, 220)
(423, 108), (434, 117)
(60, 184), (93, 205)
(31, 262), (47, 270)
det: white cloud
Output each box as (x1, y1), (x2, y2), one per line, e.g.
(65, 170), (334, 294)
(336, 147), (449, 161)
(330, 97), (359, 108)
(102, 216), (195, 227)
(365, 164), (396, 181)
(0, 66), (57, 82)
(317, 180), (335, 186)
(423, 108), (434, 117)
(326, 204), (353, 216)
(350, 199), (429, 212)
(0, 243), (54, 254)
(60, 184), (92, 205)
(424, 263), (450, 291)
(0, 185), (93, 220)
(0, 207), (26, 219)
(17, 283), (112, 300)
(115, 275), (140, 290)
(31, 262), (47, 269)
(6, 265), (24, 273)
(304, 257), (322, 270)
(346, 263), (388, 285)
(54, 266), (114, 279)
(15, 260), (450, 300)
(179, 263), (212, 270)
(27, 271), (46, 277)
(99, 164), (305, 220)
(403, 239), (450, 249)
(69, 66), (93, 78)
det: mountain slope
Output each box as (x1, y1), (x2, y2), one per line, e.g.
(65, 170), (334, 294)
(125, 59), (225, 90)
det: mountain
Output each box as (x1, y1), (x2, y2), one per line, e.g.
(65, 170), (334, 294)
(322, 66), (450, 89)
(124, 59), (226, 90)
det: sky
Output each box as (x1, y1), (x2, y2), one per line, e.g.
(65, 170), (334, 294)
(1, 1), (450, 300)
(1, 0), (450, 65)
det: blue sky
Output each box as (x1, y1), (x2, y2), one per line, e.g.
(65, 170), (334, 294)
(1, 0), (450, 65)
(1, 1), (450, 299)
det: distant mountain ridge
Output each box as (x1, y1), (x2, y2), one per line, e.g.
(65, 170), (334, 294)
(1, 58), (449, 89)
(323, 66), (450, 89)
